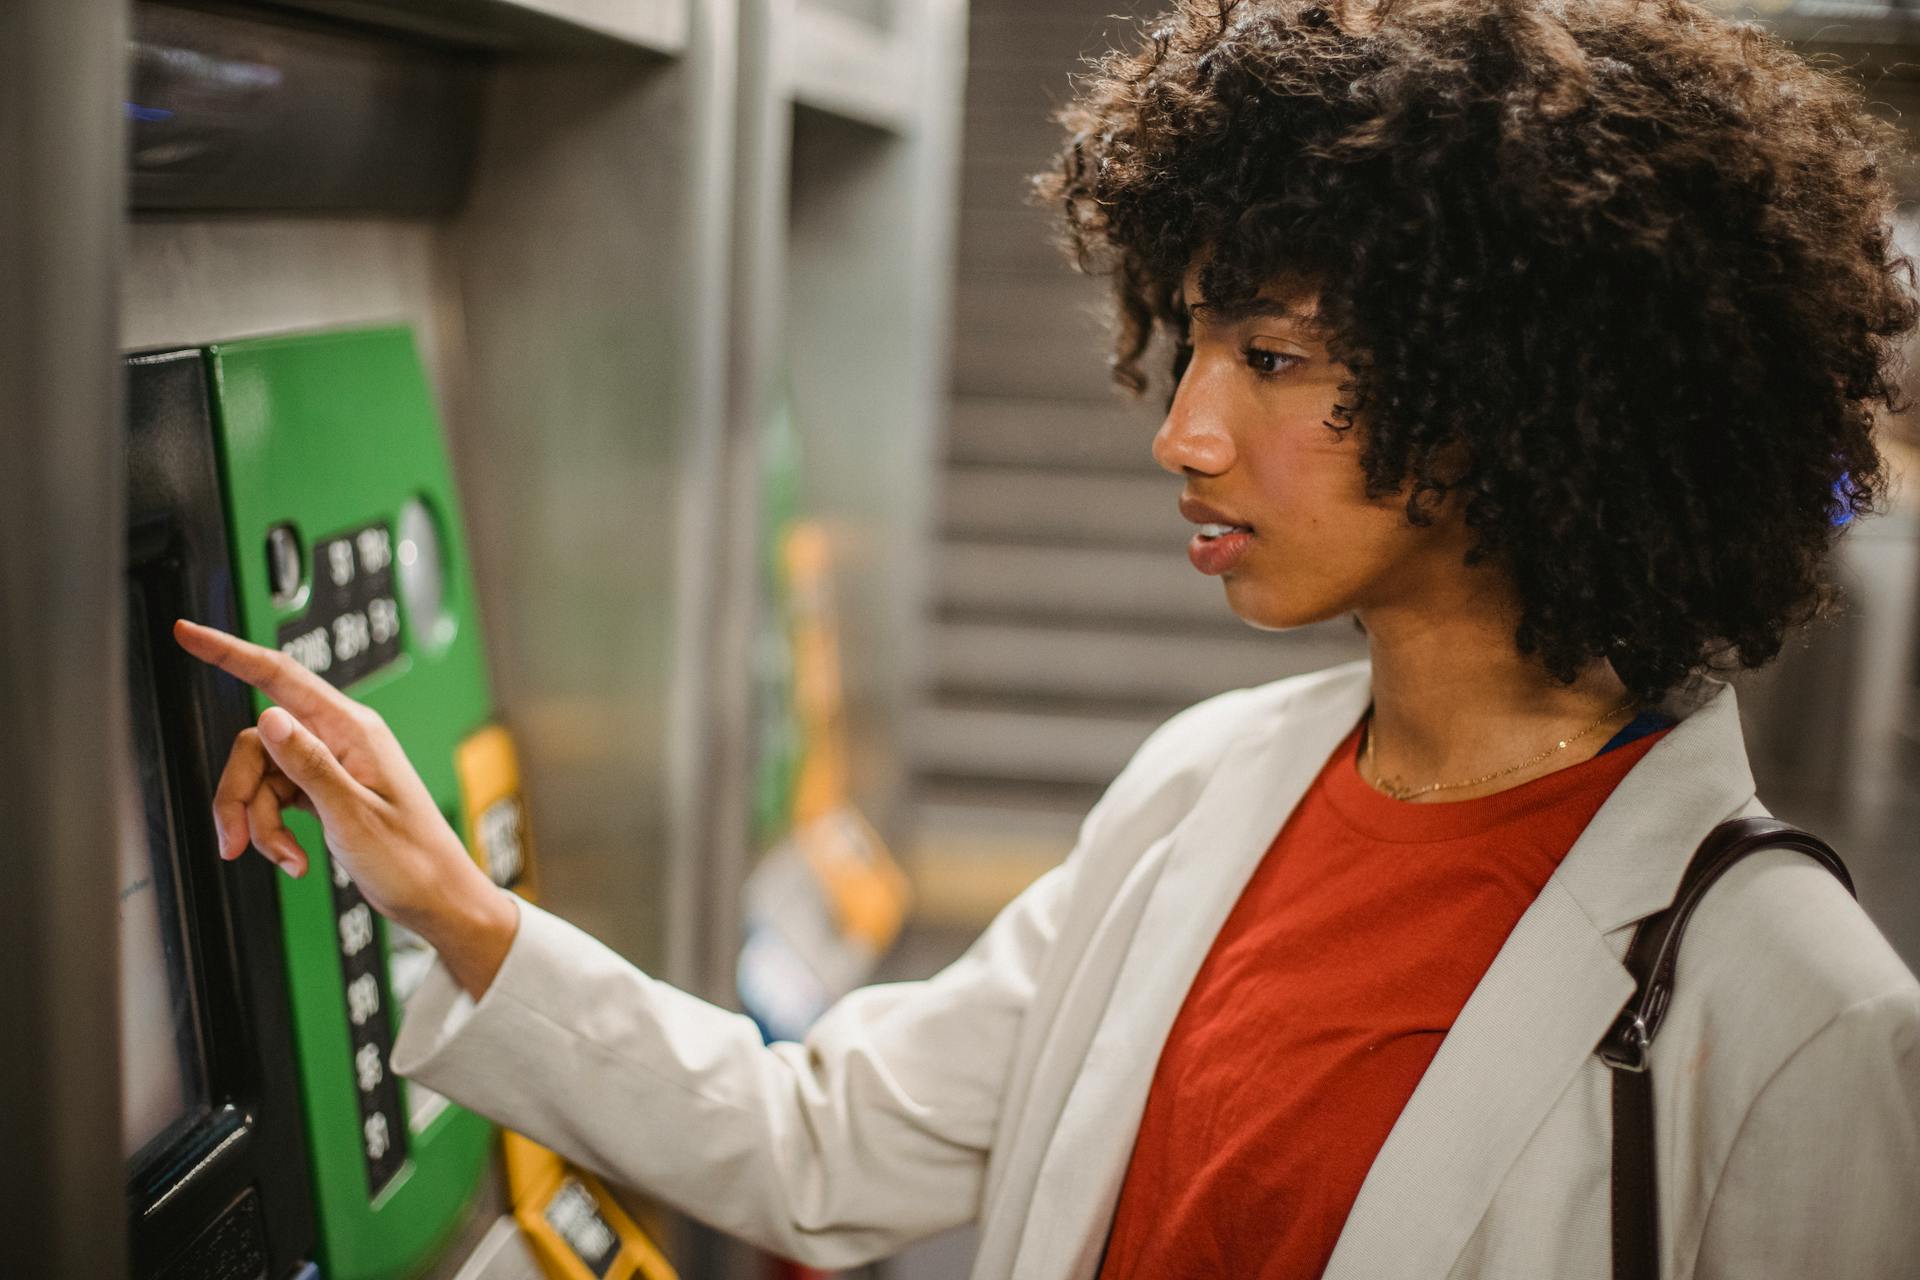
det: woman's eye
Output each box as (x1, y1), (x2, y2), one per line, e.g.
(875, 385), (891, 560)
(1243, 345), (1300, 377)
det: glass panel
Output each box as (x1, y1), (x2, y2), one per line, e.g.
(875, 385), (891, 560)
(121, 580), (209, 1163)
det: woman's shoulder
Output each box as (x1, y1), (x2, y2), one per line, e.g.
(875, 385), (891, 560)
(1669, 837), (1920, 1081)
(1661, 841), (1919, 1259)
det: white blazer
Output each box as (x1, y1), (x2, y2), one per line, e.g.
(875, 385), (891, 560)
(393, 660), (1920, 1278)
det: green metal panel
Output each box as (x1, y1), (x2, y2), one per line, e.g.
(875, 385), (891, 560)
(206, 327), (492, 1280)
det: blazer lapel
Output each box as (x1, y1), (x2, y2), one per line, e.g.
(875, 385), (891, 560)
(1324, 675), (1760, 1280)
(1320, 879), (1633, 1280)
(1009, 664), (1375, 1280)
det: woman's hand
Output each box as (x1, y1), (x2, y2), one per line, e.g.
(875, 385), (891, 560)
(174, 618), (518, 997)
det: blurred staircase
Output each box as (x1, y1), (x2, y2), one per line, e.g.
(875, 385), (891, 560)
(913, 0), (1368, 915)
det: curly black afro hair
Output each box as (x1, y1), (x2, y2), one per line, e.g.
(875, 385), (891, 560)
(1034, 0), (1918, 701)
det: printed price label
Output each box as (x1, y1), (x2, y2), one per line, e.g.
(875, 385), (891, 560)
(477, 797), (526, 889)
(544, 1179), (622, 1278)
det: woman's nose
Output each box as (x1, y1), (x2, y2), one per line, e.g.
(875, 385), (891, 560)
(1152, 373), (1236, 478)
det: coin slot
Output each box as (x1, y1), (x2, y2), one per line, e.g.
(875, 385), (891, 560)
(265, 523), (304, 608)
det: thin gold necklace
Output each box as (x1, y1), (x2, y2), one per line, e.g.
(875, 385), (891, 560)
(1361, 697), (1641, 802)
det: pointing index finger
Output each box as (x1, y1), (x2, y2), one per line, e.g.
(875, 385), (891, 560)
(173, 618), (355, 728)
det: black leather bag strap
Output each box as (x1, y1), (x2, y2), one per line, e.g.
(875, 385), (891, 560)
(1599, 817), (1855, 1280)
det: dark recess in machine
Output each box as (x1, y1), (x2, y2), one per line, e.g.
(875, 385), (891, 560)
(129, 1), (483, 215)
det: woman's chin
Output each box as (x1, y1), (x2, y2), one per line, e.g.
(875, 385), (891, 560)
(1221, 576), (1350, 633)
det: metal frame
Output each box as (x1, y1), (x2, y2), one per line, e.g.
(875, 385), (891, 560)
(0, 1), (129, 1276)
(708, 0), (967, 1005)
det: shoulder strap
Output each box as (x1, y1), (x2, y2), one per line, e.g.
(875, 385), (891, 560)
(1602, 816), (1854, 1280)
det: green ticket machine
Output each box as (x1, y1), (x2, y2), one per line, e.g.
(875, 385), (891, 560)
(124, 327), (514, 1279)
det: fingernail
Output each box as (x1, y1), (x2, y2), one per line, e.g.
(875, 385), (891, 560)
(260, 708), (293, 743)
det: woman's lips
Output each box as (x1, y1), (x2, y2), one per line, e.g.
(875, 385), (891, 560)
(1179, 499), (1255, 575)
(1188, 524), (1254, 575)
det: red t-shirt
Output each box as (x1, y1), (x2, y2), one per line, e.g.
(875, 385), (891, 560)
(1097, 715), (1670, 1280)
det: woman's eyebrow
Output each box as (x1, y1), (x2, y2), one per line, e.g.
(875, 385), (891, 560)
(1188, 297), (1318, 327)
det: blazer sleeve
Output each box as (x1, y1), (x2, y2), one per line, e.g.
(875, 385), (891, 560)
(390, 856), (1080, 1268)
(1691, 983), (1920, 1279)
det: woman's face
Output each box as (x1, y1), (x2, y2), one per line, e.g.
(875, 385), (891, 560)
(1153, 264), (1468, 630)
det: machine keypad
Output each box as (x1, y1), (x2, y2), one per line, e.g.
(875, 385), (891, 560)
(275, 522), (402, 689)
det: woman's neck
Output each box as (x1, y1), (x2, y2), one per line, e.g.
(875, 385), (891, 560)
(1356, 596), (1638, 802)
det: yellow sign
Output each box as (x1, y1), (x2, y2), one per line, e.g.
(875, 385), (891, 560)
(454, 725), (678, 1280)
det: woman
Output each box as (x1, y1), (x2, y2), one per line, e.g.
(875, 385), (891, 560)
(178, 1), (1920, 1276)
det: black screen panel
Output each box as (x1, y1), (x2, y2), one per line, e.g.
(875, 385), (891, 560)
(122, 577), (213, 1166)
(125, 348), (317, 1279)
